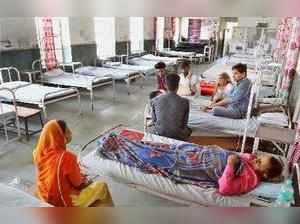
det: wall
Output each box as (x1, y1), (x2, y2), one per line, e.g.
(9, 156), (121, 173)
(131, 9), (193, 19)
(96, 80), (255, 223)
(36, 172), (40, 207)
(0, 17), (156, 69)
(69, 17), (97, 65)
(0, 18), (40, 70)
(238, 17), (280, 28)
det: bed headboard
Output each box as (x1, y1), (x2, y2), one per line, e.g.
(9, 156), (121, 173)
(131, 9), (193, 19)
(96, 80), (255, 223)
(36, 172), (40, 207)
(292, 163), (300, 206)
(0, 67), (21, 84)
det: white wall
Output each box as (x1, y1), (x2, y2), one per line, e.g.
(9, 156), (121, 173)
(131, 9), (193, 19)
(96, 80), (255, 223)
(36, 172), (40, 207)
(144, 17), (154, 40)
(0, 18), (37, 49)
(238, 17), (280, 28)
(115, 17), (129, 42)
(69, 17), (95, 45)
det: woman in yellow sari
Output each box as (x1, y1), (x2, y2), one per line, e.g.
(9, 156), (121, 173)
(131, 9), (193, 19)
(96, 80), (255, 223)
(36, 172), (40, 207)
(33, 120), (114, 207)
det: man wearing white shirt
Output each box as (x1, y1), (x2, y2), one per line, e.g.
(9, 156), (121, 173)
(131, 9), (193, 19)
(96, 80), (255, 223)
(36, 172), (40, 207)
(177, 60), (198, 96)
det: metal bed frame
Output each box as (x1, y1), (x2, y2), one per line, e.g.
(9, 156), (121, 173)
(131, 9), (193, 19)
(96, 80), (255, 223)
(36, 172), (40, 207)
(73, 60), (145, 95)
(78, 125), (300, 207)
(32, 60), (114, 111)
(0, 67), (81, 118)
(0, 87), (21, 146)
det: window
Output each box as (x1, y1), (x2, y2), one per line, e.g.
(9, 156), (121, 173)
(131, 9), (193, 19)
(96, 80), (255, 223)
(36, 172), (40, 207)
(94, 17), (116, 59)
(129, 17), (144, 53)
(156, 17), (165, 50)
(35, 17), (72, 69)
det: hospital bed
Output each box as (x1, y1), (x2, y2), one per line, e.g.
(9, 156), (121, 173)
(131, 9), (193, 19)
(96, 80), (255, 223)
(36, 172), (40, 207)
(79, 126), (300, 207)
(0, 67), (81, 117)
(202, 61), (277, 98)
(69, 63), (145, 95)
(158, 49), (196, 60)
(32, 60), (115, 111)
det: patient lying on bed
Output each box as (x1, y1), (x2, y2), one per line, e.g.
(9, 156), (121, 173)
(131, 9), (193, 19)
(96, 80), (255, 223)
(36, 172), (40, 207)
(97, 133), (283, 196)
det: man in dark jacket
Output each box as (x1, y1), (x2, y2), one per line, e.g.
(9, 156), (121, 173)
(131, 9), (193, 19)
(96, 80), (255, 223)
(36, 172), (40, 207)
(151, 74), (192, 141)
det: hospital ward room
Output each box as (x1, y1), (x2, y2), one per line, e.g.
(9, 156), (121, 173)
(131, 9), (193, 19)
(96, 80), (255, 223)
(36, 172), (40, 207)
(1, 16), (300, 208)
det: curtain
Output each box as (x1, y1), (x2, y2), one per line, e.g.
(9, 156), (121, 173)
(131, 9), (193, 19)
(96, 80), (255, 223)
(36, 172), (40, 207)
(279, 17), (300, 102)
(274, 17), (293, 61)
(286, 17), (300, 167)
(188, 19), (201, 43)
(41, 18), (58, 70)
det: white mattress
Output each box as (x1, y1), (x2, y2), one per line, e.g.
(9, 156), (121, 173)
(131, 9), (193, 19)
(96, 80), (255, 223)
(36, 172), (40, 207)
(0, 81), (77, 105)
(103, 64), (155, 76)
(160, 49), (195, 57)
(0, 183), (50, 207)
(141, 54), (179, 64)
(43, 71), (112, 89)
(75, 66), (139, 80)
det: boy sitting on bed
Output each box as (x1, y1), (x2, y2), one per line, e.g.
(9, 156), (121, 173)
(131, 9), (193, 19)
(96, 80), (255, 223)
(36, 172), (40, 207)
(98, 133), (283, 196)
(155, 62), (168, 92)
(204, 63), (252, 119)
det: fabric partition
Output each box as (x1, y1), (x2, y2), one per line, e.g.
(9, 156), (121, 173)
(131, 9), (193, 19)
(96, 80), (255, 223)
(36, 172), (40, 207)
(188, 19), (201, 43)
(41, 17), (58, 70)
(279, 17), (300, 102)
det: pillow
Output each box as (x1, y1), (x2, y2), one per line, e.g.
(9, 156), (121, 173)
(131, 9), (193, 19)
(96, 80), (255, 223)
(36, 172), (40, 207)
(249, 182), (283, 199)
(43, 68), (64, 77)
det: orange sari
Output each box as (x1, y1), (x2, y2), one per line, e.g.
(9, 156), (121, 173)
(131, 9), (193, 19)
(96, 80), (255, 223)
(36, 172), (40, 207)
(33, 120), (84, 206)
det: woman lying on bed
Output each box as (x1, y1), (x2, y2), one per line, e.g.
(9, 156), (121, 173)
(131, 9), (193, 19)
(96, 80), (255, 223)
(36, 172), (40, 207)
(98, 133), (283, 196)
(33, 120), (114, 207)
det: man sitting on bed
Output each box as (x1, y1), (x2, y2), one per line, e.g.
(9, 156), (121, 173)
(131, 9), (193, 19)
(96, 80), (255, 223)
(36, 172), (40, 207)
(205, 63), (252, 119)
(150, 74), (192, 141)
(177, 60), (198, 96)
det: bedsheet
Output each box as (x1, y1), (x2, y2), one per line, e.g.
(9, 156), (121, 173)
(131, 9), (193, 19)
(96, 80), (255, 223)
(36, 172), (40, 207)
(75, 66), (139, 80)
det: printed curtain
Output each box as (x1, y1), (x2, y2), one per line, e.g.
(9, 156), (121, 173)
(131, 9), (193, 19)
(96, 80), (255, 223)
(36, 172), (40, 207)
(274, 17), (293, 61)
(286, 17), (300, 166)
(188, 19), (201, 43)
(279, 17), (300, 102)
(41, 17), (58, 70)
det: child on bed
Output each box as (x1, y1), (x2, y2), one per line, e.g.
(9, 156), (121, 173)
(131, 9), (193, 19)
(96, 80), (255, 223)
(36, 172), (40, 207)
(98, 133), (283, 196)
(218, 153), (283, 196)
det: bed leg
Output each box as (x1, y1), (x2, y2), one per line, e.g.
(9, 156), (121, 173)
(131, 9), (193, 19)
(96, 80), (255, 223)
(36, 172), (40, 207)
(127, 78), (131, 95)
(42, 107), (47, 119)
(78, 94), (82, 115)
(253, 137), (260, 154)
(112, 80), (116, 101)
(90, 90), (94, 111)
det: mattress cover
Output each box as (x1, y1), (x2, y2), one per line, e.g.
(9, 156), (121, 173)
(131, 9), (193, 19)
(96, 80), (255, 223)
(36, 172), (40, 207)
(43, 71), (113, 89)
(75, 66), (139, 80)
(0, 81), (77, 104)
